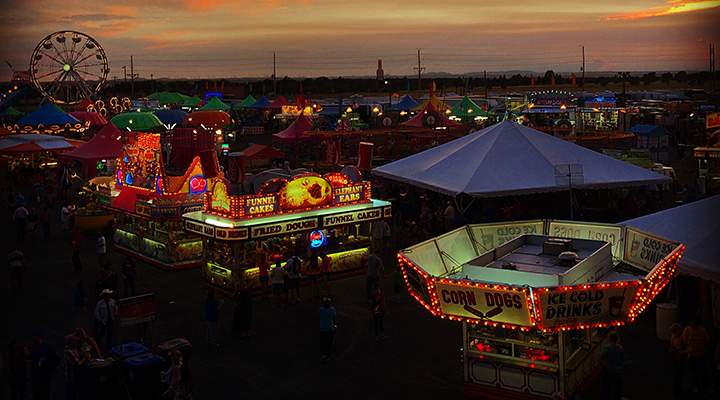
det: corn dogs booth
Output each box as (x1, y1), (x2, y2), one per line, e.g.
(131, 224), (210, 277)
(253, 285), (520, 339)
(182, 172), (392, 297)
(397, 220), (683, 400)
(99, 132), (209, 270)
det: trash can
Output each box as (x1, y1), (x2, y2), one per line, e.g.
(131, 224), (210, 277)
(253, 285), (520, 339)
(111, 342), (148, 360)
(123, 352), (165, 400)
(156, 338), (193, 365)
(79, 357), (121, 400)
(656, 303), (678, 341)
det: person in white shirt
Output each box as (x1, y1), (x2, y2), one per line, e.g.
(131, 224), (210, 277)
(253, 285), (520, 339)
(61, 203), (70, 233)
(94, 289), (118, 349)
(270, 259), (286, 308)
(96, 232), (106, 266)
(444, 201), (456, 232)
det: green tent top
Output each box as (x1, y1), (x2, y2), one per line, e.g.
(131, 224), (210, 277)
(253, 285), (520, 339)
(1, 107), (25, 117)
(182, 95), (203, 107)
(52, 103), (66, 114)
(448, 96), (495, 119)
(147, 92), (190, 104)
(237, 95), (257, 108)
(199, 97), (230, 111)
(110, 112), (163, 131)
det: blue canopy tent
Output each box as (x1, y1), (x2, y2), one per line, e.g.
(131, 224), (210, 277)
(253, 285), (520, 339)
(387, 95), (420, 112)
(16, 103), (80, 127)
(248, 96), (271, 109)
(153, 109), (188, 127)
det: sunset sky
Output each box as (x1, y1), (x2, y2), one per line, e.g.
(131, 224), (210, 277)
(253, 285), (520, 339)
(1, 0), (718, 81)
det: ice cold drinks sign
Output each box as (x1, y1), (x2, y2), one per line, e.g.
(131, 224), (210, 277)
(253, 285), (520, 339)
(434, 282), (533, 327)
(537, 284), (639, 328)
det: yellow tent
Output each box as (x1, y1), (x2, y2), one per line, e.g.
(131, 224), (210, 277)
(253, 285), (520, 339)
(410, 94), (451, 112)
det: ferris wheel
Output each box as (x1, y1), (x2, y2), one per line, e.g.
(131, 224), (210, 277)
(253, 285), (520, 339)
(29, 31), (109, 105)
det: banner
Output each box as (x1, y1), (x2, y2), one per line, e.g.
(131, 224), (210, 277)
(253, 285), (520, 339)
(434, 281), (533, 327)
(536, 283), (639, 328)
(118, 293), (155, 327)
(707, 112), (719, 129)
(624, 228), (678, 271)
(470, 221), (544, 252)
(250, 217), (318, 239)
(547, 221), (623, 258)
(322, 207), (384, 228)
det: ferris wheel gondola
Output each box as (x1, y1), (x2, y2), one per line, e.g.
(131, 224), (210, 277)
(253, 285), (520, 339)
(29, 31), (109, 105)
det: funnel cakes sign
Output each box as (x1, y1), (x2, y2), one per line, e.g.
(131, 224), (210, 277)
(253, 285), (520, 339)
(205, 173), (372, 220)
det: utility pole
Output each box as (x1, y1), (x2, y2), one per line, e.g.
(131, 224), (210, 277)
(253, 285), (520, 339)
(273, 52), (277, 95)
(122, 66), (127, 86)
(484, 70), (488, 101)
(130, 55), (135, 98)
(711, 44), (715, 93)
(620, 72), (631, 132)
(581, 46), (585, 92)
(414, 49), (425, 96)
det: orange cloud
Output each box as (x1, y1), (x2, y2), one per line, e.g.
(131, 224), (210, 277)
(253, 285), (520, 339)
(602, 0), (720, 21)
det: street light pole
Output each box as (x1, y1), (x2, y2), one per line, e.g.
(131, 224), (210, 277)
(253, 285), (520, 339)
(620, 72), (630, 131)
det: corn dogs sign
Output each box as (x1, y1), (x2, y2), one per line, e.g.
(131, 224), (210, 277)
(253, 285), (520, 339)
(434, 282), (534, 327)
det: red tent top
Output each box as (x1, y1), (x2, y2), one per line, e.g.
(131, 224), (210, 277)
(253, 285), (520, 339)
(398, 103), (464, 128)
(182, 111), (230, 127)
(272, 114), (313, 143)
(58, 123), (123, 163)
(68, 111), (108, 127)
(74, 98), (94, 111)
(265, 96), (290, 109)
(241, 144), (285, 160)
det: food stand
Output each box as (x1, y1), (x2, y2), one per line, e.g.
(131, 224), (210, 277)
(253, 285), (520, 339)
(397, 220), (683, 399)
(99, 132), (209, 270)
(182, 172), (392, 297)
(695, 112), (720, 194)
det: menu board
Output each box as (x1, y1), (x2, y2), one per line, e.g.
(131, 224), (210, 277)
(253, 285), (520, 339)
(536, 283), (639, 329)
(624, 228), (678, 271)
(434, 281), (534, 327)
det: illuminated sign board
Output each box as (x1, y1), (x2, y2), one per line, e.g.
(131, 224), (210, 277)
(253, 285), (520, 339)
(135, 202), (151, 217)
(531, 92), (573, 107)
(434, 281), (534, 327)
(470, 221), (543, 250)
(185, 220), (215, 237)
(243, 195), (280, 216)
(251, 217), (318, 239)
(333, 184), (365, 204)
(322, 208), (384, 228)
(215, 227), (249, 240)
(707, 112), (719, 129)
(624, 228), (678, 271)
(535, 282), (639, 329)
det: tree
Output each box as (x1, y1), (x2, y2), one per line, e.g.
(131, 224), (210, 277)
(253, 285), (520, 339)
(661, 72), (673, 86)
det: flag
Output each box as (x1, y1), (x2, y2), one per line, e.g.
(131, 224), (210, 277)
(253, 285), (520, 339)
(221, 81), (225, 89)
(531, 75), (535, 86)
(572, 73), (577, 85)
(430, 81), (435, 96)
(551, 75), (556, 86)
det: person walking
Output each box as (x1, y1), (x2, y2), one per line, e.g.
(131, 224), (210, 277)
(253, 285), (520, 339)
(600, 331), (624, 400)
(120, 257), (138, 298)
(205, 291), (223, 347)
(26, 207), (38, 241)
(71, 230), (84, 271)
(306, 253), (321, 299)
(270, 258), (286, 309)
(7, 245), (26, 291)
(443, 201), (456, 232)
(682, 316), (711, 393)
(370, 282), (387, 344)
(73, 281), (88, 330)
(162, 350), (188, 400)
(96, 232), (106, 266)
(318, 298), (336, 362)
(13, 202), (28, 241)
(40, 205), (51, 241)
(6, 338), (29, 400)
(67, 200), (77, 231)
(60, 203), (70, 234)
(94, 289), (118, 351)
(61, 336), (90, 400)
(257, 253), (270, 299)
(365, 247), (384, 302)
(320, 253), (332, 297)
(669, 323), (688, 399)
(231, 280), (253, 342)
(285, 254), (302, 305)
(28, 332), (57, 400)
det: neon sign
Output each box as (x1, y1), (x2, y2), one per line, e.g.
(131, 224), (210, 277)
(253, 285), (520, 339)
(310, 230), (326, 248)
(189, 175), (206, 194)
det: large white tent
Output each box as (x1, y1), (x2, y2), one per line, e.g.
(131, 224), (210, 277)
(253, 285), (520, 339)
(372, 120), (671, 197)
(623, 195), (720, 283)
